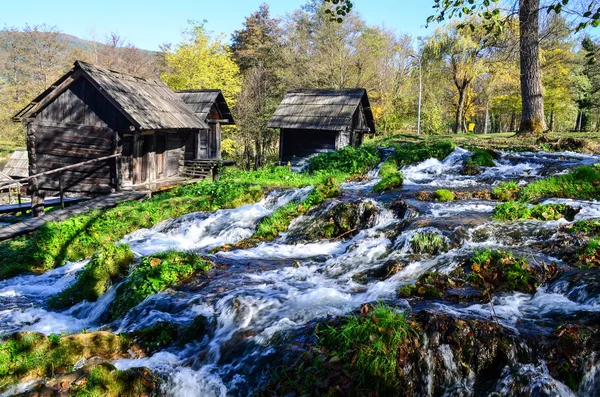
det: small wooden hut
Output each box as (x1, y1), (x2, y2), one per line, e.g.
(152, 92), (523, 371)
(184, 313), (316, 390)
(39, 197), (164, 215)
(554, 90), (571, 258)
(2, 151), (29, 179)
(13, 61), (227, 199)
(267, 89), (375, 163)
(176, 90), (235, 160)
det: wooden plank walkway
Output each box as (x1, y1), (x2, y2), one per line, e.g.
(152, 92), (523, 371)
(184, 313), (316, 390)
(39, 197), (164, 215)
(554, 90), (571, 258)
(0, 197), (83, 215)
(0, 191), (149, 241)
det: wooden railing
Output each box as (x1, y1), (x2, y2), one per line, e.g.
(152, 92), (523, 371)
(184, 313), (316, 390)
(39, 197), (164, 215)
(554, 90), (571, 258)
(0, 154), (121, 216)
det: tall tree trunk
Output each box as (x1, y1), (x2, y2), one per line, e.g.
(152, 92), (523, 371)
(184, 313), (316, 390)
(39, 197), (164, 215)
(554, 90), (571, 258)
(484, 101), (490, 134)
(518, 0), (547, 134)
(510, 112), (516, 133)
(549, 111), (555, 131)
(454, 88), (466, 134)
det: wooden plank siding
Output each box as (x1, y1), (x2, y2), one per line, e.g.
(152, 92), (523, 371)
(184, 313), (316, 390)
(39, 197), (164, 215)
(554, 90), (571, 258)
(280, 129), (337, 163)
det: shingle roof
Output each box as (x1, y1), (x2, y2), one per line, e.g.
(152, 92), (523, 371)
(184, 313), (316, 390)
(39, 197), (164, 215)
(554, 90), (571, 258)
(176, 90), (235, 125)
(2, 150), (28, 178)
(267, 89), (375, 133)
(14, 61), (209, 131)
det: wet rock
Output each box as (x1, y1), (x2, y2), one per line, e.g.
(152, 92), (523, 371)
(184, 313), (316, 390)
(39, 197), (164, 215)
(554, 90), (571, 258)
(353, 260), (407, 284)
(286, 199), (380, 241)
(390, 198), (419, 220)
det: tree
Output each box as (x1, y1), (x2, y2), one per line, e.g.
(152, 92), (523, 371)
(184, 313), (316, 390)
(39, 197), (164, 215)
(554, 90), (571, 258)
(428, 0), (600, 135)
(162, 23), (241, 105)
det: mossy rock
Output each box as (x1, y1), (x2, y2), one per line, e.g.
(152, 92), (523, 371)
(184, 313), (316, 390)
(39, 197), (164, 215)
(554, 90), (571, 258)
(434, 189), (455, 202)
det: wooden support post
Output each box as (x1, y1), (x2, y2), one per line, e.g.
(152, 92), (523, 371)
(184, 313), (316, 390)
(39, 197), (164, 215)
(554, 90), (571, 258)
(31, 177), (45, 218)
(8, 186), (12, 204)
(114, 131), (122, 192)
(212, 165), (219, 182)
(17, 182), (22, 207)
(59, 171), (65, 209)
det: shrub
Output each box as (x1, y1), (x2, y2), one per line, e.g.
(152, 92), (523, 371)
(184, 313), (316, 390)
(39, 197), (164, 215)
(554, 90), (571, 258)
(434, 189), (455, 202)
(317, 303), (416, 392)
(373, 159), (404, 192)
(109, 252), (212, 320)
(49, 244), (135, 309)
(470, 149), (497, 167)
(308, 145), (381, 175)
(492, 181), (520, 201)
(469, 249), (537, 293)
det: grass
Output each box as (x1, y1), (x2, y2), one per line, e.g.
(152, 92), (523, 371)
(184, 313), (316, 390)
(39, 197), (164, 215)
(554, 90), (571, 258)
(410, 232), (448, 255)
(0, 331), (133, 389)
(69, 363), (156, 397)
(469, 249), (538, 293)
(308, 145), (381, 175)
(0, 181), (265, 280)
(492, 181), (520, 201)
(578, 238), (600, 268)
(109, 251), (212, 320)
(435, 189), (455, 202)
(492, 202), (570, 221)
(518, 166), (600, 202)
(382, 139), (456, 167)
(373, 159), (404, 193)
(49, 245), (135, 309)
(317, 303), (417, 393)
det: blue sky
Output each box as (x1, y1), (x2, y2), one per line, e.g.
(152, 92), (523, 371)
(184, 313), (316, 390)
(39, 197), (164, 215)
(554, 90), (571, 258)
(1, 1), (436, 51)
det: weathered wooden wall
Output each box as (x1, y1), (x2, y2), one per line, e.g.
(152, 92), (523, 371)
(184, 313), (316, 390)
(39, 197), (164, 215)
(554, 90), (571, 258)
(280, 129), (337, 162)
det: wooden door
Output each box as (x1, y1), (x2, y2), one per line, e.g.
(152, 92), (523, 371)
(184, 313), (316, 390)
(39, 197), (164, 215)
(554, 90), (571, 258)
(198, 130), (208, 159)
(156, 135), (166, 179)
(142, 136), (153, 183)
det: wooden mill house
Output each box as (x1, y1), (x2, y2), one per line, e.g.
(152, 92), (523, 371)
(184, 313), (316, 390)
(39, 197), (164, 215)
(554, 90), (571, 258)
(12, 61), (234, 214)
(267, 89), (375, 163)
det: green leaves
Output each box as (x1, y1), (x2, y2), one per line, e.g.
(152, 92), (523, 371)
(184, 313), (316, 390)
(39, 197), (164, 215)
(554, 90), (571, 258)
(324, 0), (354, 23)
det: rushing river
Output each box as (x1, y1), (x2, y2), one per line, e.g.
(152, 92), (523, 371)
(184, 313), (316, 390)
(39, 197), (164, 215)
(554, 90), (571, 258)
(1, 148), (600, 396)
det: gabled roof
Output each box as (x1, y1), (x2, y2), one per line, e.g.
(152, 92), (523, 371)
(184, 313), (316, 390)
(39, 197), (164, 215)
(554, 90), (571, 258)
(2, 150), (28, 178)
(176, 90), (235, 125)
(13, 61), (209, 131)
(267, 89), (375, 133)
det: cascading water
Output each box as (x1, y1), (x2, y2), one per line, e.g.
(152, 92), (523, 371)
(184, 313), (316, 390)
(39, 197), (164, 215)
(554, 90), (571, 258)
(1, 148), (600, 396)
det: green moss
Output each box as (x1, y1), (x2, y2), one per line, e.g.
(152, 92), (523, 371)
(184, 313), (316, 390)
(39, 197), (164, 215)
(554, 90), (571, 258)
(308, 145), (381, 175)
(434, 189), (455, 202)
(571, 219), (600, 234)
(469, 250), (538, 293)
(70, 363), (156, 397)
(470, 149), (497, 167)
(518, 165), (600, 202)
(492, 181), (520, 201)
(492, 202), (569, 221)
(49, 245), (135, 309)
(109, 252), (212, 320)
(317, 303), (417, 393)
(0, 331), (132, 389)
(373, 159), (404, 192)
(410, 232), (448, 255)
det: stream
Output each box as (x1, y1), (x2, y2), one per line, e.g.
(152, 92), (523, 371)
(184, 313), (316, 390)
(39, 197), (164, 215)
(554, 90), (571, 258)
(1, 148), (600, 396)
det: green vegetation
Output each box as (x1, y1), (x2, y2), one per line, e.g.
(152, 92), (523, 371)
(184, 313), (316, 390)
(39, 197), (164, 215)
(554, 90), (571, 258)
(469, 250), (538, 293)
(317, 303), (417, 393)
(410, 232), (448, 255)
(373, 159), (404, 192)
(397, 272), (447, 299)
(253, 178), (340, 240)
(109, 252), (212, 320)
(518, 166), (600, 202)
(492, 181), (520, 201)
(384, 140), (456, 167)
(572, 219), (600, 234)
(492, 202), (570, 221)
(69, 363), (156, 397)
(49, 245), (135, 309)
(462, 149), (496, 175)
(0, 331), (133, 388)
(308, 145), (380, 175)
(128, 316), (210, 354)
(0, 181), (264, 280)
(434, 189), (455, 202)
(578, 238), (600, 268)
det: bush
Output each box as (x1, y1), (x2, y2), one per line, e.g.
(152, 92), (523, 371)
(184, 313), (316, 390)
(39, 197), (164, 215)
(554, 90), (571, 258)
(410, 232), (448, 255)
(469, 149), (497, 167)
(317, 303), (416, 392)
(109, 252), (212, 320)
(492, 181), (520, 201)
(308, 145), (381, 175)
(434, 189), (455, 202)
(469, 249), (537, 293)
(49, 244), (135, 309)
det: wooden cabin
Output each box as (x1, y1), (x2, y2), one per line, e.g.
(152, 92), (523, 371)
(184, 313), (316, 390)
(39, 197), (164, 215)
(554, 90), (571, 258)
(13, 61), (228, 199)
(176, 90), (235, 160)
(267, 89), (375, 163)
